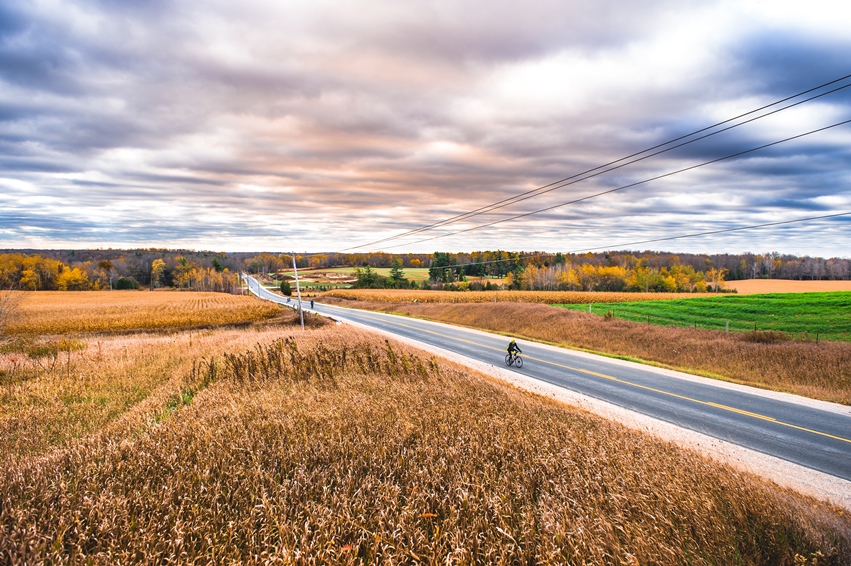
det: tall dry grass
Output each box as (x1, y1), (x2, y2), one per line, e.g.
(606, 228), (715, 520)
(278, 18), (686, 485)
(0, 313), (321, 463)
(323, 299), (851, 405)
(324, 288), (713, 304)
(3, 290), (281, 335)
(2, 328), (848, 564)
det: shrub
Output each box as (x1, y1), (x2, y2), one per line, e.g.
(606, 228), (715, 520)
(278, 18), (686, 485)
(114, 277), (140, 290)
(741, 330), (790, 344)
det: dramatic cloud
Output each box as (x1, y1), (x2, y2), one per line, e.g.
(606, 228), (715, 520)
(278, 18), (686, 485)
(1, 0), (849, 256)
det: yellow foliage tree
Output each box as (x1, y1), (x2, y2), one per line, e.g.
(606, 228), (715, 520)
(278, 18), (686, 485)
(151, 259), (166, 289)
(56, 267), (90, 291)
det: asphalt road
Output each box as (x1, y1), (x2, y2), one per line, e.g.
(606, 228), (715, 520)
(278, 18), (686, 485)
(242, 275), (851, 482)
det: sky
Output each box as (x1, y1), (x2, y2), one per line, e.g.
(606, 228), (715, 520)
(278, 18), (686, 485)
(1, 0), (850, 257)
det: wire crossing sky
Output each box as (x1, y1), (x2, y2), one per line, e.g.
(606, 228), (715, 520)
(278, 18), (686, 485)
(340, 77), (851, 252)
(372, 118), (851, 251)
(1, 0), (850, 256)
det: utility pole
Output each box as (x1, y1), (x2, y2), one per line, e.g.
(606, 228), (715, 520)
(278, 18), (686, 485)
(292, 256), (305, 330)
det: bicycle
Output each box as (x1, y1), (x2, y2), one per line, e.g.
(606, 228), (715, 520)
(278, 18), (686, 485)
(504, 352), (523, 368)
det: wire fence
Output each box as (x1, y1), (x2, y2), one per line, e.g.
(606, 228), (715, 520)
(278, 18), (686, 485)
(586, 304), (850, 342)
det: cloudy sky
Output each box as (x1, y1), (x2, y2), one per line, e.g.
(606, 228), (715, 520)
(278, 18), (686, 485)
(1, 0), (850, 256)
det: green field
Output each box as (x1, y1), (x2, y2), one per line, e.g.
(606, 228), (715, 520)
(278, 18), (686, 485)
(283, 280), (346, 289)
(286, 267), (432, 282)
(556, 291), (851, 341)
(261, 281), (348, 291)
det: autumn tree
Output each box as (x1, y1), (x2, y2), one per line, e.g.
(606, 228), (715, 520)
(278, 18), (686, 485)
(151, 259), (166, 289)
(56, 267), (90, 291)
(174, 256), (193, 288)
(309, 254), (328, 269)
(705, 267), (728, 292)
(96, 259), (116, 289)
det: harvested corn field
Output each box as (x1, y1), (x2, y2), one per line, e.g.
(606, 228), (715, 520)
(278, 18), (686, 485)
(2, 327), (849, 564)
(3, 291), (281, 335)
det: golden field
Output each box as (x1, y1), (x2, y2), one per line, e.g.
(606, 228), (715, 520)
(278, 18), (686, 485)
(3, 290), (282, 335)
(2, 326), (849, 564)
(320, 298), (851, 405)
(725, 279), (851, 294)
(1, 323), (301, 461)
(323, 288), (714, 304)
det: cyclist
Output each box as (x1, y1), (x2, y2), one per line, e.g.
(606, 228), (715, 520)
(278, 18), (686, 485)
(506, 339), (522, 361)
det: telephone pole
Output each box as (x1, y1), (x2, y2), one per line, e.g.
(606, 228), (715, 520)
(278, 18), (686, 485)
(292, 255), (305, 330)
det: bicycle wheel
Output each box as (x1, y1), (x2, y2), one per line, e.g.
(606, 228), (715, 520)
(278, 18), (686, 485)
(505, 353), (513, 366)
(514, 356), (523, 368)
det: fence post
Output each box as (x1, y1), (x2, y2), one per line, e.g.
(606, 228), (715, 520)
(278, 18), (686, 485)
(589, 303), (592, 314)
(725, 320), (729, 333)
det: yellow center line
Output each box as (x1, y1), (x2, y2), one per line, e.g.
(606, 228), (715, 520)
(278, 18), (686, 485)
(328, 304), (851, 445)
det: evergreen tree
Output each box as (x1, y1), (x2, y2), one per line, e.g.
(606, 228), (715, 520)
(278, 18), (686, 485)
(389, 257), (406, 287)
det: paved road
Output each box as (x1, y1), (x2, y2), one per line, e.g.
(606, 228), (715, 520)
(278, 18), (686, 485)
(241, 275), (851, 482)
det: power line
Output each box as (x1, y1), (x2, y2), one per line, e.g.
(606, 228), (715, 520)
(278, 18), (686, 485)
(562, 211), (851, 254)
(349, 79), (851, 251)
(377, 118), (851, 250)
(339, 73), (851, 252)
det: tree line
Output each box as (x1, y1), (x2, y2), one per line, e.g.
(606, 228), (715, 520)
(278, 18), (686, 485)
(0, 252), (241, 292)
(253, 250), (850, 282)
(1, 248), (848, 292)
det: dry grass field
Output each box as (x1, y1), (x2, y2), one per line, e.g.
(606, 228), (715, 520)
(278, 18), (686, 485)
(726, 279), (851, 294)
(2, 326), (849, 564)
(2, 290), (281, 335)
(324, 288), (713, 304)
(321, 299), (851, 405)
(0, 322), (297, 461)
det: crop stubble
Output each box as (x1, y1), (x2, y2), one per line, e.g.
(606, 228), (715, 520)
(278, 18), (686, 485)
(1, 327), (849, 564)
(4, 290), (281, 335)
